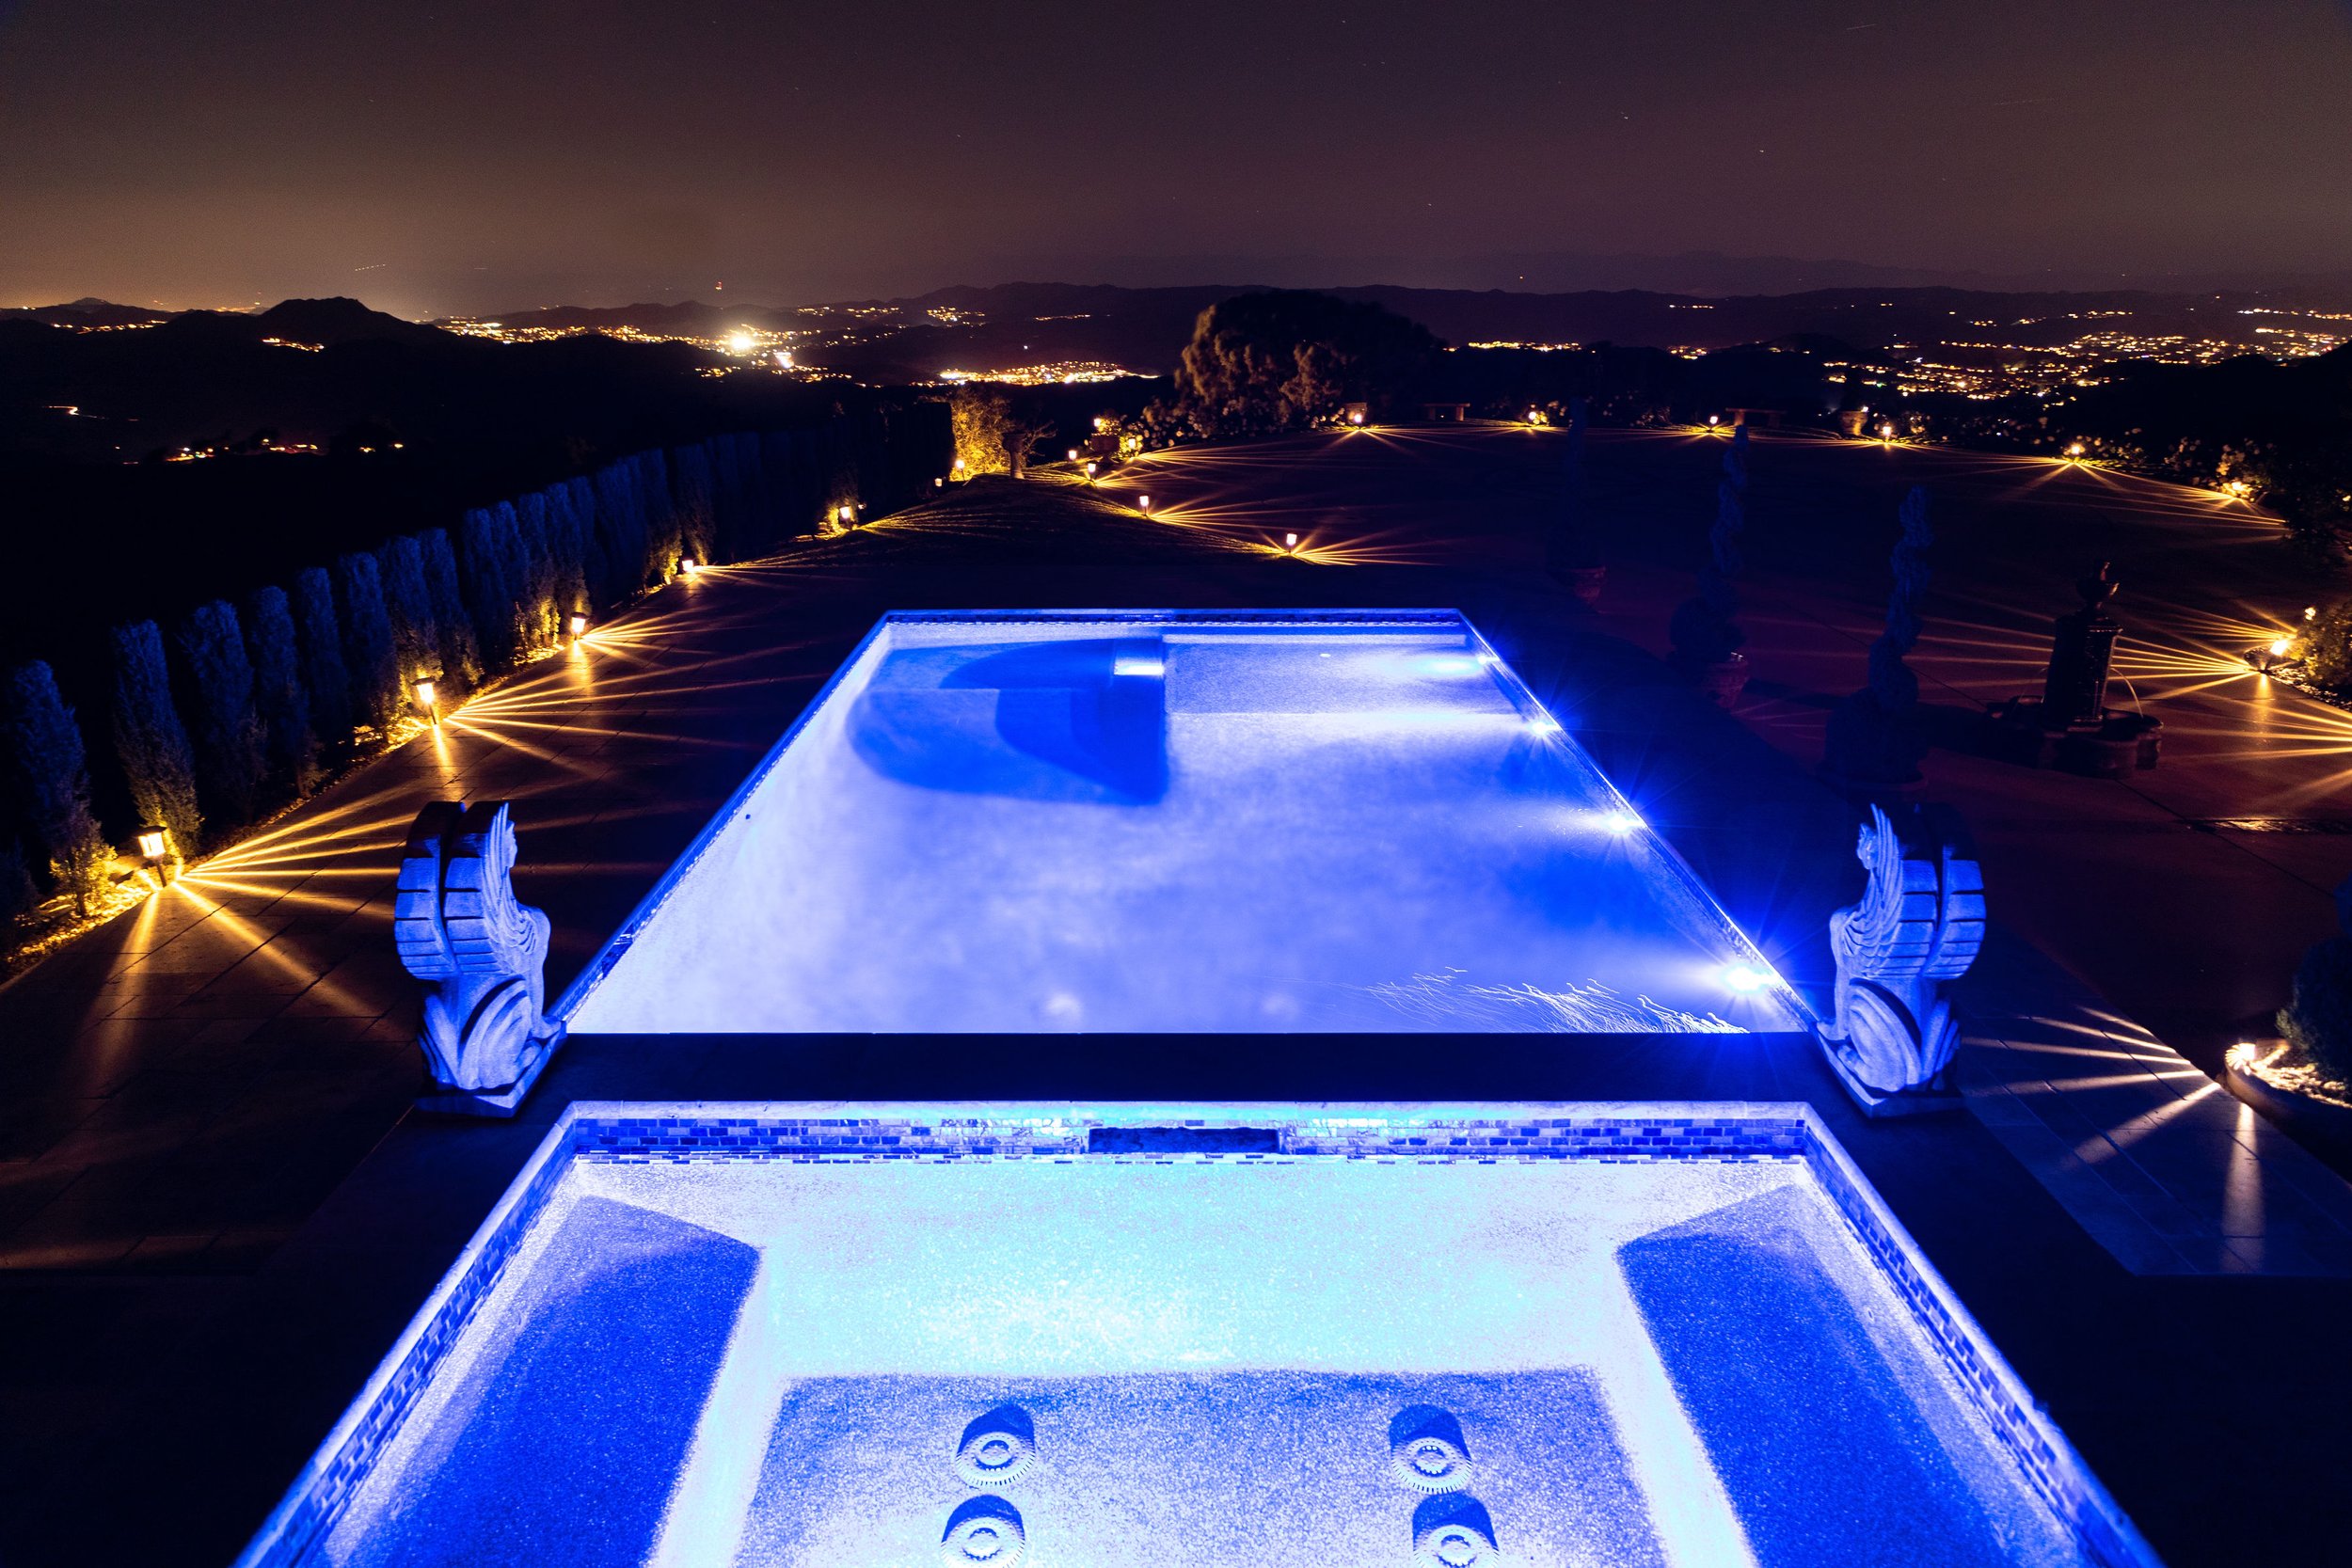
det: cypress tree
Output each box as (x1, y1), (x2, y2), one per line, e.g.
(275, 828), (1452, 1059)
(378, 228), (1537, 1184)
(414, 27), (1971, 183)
(172, 599), (265, 831)
(460, 506), (520, 671)
(108, 620), (202, 855)
(243, 584), (314, 798)
(545, 484), (590, 623)
(639, 449), (678, 583)
(515, 492), (556, 650)
(420, 529), (483, 688)
(335, 551), (402, 734)
(592, 460), (646, 595)
(672, 442), (716, 564)
(293, 566), (354, 759)
(378, 534), (440, 689)
(566, 476), (611, 606)
(1, 659), (111, 914)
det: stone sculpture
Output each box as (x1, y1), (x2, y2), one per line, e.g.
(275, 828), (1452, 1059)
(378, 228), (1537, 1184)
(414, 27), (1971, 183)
(1820, 804), (1985, 1114)
(394, 800), (563, 1092)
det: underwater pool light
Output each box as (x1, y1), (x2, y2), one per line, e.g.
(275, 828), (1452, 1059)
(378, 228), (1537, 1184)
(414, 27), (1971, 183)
(1722, 962), (1772, 993)
(1111, 653), (1165, 677)
(1526, 712), (1563, 736)
(1601, 809), (1642, 835)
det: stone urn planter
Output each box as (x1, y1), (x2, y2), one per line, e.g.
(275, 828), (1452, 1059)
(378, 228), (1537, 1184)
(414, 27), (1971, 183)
(2226, 1041), (2352, 1157)
(1557, 564), (1607, 607)
(1694, 653), (1749, 707)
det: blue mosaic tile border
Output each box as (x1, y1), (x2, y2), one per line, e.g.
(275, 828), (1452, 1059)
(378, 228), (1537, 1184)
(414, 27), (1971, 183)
(235, 1101), (2160, 1568)
(1795, 1119), (2159, 1568)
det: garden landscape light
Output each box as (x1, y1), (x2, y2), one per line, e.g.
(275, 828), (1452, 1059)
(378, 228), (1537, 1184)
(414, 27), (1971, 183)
(413, 678), (438, 725)
(135, 825), (171, 886)
(568, 612), (588, 642)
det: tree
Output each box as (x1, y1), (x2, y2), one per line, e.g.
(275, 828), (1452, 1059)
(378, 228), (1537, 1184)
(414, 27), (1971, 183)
(515, 494), (557, 650)
(335, 551), (402, 734)
(1174, 291), (1440, 437)
(671, 442), (717, 563)
(1004, 416), (1052, 480)
(109, 619), (202, 855)
(1669, 425), (1750, 668)
(244, 584), (315, 797)
(293, 567), (354, 759)
(1, 660), (111, 913)
(378, 534), (441, 689)
(950, 387), (1011, 476)
(173, 599), (265, 830)
(460, 506), (522, 670)
(419, 530), (483, 689)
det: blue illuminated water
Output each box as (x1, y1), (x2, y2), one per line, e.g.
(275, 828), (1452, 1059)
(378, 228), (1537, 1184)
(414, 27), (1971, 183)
(568, 615), (1798, 1033)
(317, 1155), (2090, 1568)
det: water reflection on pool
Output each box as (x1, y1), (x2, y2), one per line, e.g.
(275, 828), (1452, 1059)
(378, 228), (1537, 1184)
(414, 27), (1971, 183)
(566, 612), (1800, 1035)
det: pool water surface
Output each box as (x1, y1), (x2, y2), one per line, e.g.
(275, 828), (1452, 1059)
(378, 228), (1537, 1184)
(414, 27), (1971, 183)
(566, 613), (1799, 1035)
(312, 1130), (2101, 1568)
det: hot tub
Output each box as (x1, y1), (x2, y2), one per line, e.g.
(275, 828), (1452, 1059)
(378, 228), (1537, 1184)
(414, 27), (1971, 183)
(235, 1103), (2158, 1568)
(563, 611), (1802, 1035)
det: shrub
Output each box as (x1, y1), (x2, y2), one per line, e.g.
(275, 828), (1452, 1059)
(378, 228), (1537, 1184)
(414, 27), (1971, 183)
(334, 551), (402, 733)
(378, 534), (441, 689)
(293, 567), (354, 757)
(420, 530), (482, 689)
(243, 585), (315, 798)
(1, 659), (111, 913)
(2302, 600), (2352, 691)
(108, 620), (202, 855)
(2280, 933), (2352, 1083)
(172, 600), (265, 830)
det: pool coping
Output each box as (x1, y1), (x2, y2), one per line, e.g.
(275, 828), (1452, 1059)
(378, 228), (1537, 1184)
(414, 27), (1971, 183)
(230, 1100), (2161, 1568)
(547, 608), (1815, 1040)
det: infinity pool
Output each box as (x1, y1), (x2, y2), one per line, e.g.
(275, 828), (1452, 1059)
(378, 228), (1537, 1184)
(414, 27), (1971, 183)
(565, 612), (1799, 1035)
(242, 1106), (2153, 1568)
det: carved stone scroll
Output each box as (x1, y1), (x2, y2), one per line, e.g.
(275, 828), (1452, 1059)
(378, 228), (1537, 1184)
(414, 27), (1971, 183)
(395, 800), (564, 1092)
(1820, 804), (1985, 1114)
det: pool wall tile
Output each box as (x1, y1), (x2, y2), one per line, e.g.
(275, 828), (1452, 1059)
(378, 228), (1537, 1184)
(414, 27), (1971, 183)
(232, 1101), (2162, 1568)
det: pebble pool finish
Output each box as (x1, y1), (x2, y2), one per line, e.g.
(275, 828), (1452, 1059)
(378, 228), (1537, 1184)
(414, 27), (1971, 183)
(286, 1113), (2134, 1568)
(563, 612), (1802, 1034)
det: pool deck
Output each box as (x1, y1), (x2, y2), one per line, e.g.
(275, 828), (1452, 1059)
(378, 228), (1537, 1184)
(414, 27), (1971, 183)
(1, 433), (2349, 1564)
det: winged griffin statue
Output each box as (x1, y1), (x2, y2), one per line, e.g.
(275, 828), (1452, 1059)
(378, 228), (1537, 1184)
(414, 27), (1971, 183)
(394, 801), (564, 1093)
(1820, 804), (1985, 1113)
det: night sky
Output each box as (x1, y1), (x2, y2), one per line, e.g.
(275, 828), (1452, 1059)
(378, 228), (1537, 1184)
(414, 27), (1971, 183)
(3, 0), (2348, 315)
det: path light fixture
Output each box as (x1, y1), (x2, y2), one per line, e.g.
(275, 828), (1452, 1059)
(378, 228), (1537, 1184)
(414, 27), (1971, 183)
(2305, 606), (2318, 622)
(1707, 414), (1720, 428)
(934, 476), (945, 488)
(1067, 448), (1079, 462)
(135, 825), (172, 886)
(952, 457), (967, 477)
(413, 678), (439, 726)
(1282, 532), (1299, 555)
(2064, 441), (2086, 461)
(1137, 495), (1151, 513)
(568, 612), (589, 645)
(1084, 461), (1098, 479)
(836, 503), (856, 528)
(679, 557), (698, 577)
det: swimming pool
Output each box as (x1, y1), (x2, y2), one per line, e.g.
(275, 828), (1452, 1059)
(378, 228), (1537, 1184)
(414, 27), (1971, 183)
(236, 1103), (2158, 1568)
(563, 611), (1802, 1036)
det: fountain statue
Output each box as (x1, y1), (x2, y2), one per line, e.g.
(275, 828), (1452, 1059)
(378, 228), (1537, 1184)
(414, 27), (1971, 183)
(394, 800), (564, 1094)
(1820, 804), (1985, 1115)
